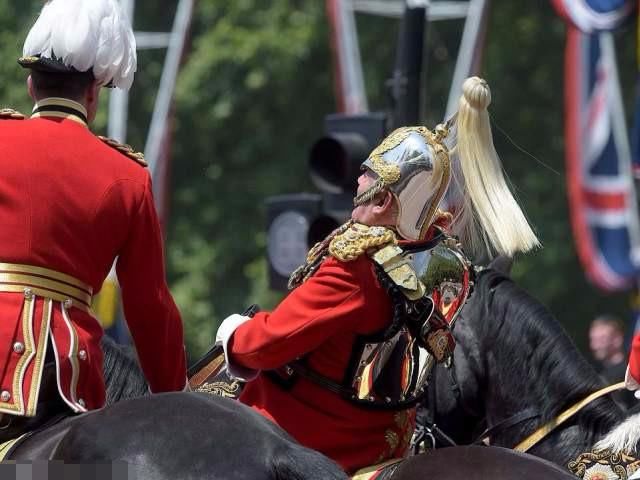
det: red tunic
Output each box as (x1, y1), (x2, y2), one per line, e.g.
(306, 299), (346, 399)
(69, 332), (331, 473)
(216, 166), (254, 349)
(0, 99), (186, 416)
(228, 255), (415, 474)
(628, 334), (640, 384)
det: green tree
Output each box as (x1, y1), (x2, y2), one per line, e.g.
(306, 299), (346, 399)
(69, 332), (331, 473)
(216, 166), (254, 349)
(168, 1), (334, 357)
(5, 1), (639, 360)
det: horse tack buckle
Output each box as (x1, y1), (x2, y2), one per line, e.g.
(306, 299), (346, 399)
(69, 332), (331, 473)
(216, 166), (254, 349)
(426, 328), (455, 363)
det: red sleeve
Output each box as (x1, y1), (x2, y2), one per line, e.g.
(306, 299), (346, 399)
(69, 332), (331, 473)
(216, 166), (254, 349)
(116, 175), (186, 392)
(629, 333), (640, 383)
(228, 256), (377, 370)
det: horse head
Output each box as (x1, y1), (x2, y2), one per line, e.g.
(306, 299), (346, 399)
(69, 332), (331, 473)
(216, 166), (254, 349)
(422, 266), (625, 467)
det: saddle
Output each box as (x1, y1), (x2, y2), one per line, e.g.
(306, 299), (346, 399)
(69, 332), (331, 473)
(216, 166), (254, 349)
(187, 305), (260, 398)
(351, 458), (403, 480)
(187, 344), (244, 399)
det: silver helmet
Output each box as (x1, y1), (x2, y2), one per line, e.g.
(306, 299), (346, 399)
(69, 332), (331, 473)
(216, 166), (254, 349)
(353, 121), (453, 241)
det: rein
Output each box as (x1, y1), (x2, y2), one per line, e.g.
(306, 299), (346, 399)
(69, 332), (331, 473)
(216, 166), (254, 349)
(474, 407), (539, 445)
(513, 382), (626, 453)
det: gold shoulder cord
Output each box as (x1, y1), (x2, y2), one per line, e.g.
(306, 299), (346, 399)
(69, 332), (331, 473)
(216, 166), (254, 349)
(329, 223), (397, 262)
(287, 221), (354, 290)
(288, 222), (398, 289)
(98, 136), (148, 167)
(0, 109), (25, 120)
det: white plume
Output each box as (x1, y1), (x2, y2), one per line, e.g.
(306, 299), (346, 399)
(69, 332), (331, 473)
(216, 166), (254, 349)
(23, 0), (137, 90)
(594, 411), (640, 454)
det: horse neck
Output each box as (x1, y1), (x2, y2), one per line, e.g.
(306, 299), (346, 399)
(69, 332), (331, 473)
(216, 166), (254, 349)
(469, 271), (624, 465)
(101, 335), (149, 404)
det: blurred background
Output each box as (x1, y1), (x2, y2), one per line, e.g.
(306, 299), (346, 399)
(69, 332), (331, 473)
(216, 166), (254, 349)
(3, 0), (640, 363)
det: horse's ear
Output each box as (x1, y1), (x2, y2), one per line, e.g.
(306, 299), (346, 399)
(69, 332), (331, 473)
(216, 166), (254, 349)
(489, 255), (513, 275)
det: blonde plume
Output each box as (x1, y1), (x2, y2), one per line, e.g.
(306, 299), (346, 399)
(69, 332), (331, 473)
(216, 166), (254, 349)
(452, 77), (540, 258)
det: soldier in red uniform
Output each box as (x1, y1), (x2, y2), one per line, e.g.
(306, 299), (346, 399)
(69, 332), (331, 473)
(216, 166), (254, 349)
(625, 335), (640, 400)
(0, 0), (187, 441)
(217, 77), (540, 474)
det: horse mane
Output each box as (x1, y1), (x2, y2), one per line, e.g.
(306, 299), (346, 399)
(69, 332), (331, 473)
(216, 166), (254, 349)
(470, 268), (623, 443)
(100, 335), (149, 405)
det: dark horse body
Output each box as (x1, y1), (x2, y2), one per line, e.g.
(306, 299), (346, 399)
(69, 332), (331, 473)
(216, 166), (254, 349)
(9, 338), (347, 480)
(422, 268), (630, 468)
(2, 275), (583, 480)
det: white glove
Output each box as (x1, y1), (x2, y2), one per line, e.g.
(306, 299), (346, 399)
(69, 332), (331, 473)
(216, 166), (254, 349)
(624, 366), (640, 400)
(215, 313), (259, 382)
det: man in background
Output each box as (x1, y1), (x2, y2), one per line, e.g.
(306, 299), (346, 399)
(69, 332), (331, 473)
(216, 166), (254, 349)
(589, 315), (635, 407)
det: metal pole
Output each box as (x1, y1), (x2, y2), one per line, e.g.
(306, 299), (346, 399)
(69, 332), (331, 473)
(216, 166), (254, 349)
(445, 0), (489, 118)
(144, 0), (194, 183)
(353, 0), (468, 20)
(108, 0), (135, 142)
(102, 0), (136, 342)
(327, 0), (369, 114)
(389, 1), (427, 128)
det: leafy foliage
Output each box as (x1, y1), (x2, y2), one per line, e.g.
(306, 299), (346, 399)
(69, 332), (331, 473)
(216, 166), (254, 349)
(4, 0), (638, 360)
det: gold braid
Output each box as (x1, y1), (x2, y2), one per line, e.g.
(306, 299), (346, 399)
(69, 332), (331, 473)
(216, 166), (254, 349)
(287, 221), (354, 290)
(287, 221), (398, 288)
(329, 223), (398, 262)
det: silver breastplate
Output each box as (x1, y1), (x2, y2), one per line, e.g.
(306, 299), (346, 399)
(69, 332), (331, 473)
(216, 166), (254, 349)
(345, 237), (472, 408)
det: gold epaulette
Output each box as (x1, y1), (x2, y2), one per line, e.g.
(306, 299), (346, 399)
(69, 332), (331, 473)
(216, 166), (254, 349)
(370, 244), (425, 300)
(0, 108), (25, 120)
(328, 223), (397, 262)
(98, 136), (147, 167)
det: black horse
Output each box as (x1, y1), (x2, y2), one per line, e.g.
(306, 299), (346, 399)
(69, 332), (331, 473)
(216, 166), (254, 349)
(390, 445), (576, 480)
(8, 337), (347, 480)
(421, 267), (631, 469)
(1, 313), (581, 479)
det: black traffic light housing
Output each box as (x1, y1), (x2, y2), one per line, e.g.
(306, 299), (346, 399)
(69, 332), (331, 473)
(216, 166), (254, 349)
(266, 193), (343, 291)
(309, 113), (387, 195)
(266, 112), (387, 291)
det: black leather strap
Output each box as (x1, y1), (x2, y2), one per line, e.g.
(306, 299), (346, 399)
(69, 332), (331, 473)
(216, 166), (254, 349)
(473, 407), (539, 445)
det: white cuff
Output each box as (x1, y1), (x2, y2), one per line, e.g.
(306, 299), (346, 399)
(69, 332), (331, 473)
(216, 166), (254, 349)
(625, 365), (640, 392)
(216, 313), (259, 382)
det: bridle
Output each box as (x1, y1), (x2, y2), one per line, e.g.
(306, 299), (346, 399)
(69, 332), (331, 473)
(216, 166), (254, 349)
(474, 382), (626, 452)
(512, 382), (626, 452)
(414, 356), (480, 452)
(421, 357), (626, 453)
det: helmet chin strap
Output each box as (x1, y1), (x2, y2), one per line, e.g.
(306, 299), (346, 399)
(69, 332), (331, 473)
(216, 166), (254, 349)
(353, 177), (386, 207)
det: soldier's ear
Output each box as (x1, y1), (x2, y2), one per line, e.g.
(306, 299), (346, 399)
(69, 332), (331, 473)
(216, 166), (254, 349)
(27, 75), (35, 101)
(84, 79), (102, 123)
(373, 191), (396, 217)
(86, 79), (101, 103)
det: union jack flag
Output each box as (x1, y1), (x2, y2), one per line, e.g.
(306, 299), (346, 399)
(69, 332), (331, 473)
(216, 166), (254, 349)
(564, 28), (640, 290)
(551, 0), (635, 32)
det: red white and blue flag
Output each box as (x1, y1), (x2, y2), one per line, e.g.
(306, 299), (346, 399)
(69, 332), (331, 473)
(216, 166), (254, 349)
(551, 0), (635, 32)
(563, 28), (640, 290)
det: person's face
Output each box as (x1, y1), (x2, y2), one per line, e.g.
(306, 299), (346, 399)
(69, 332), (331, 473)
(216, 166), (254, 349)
(351, 170), (393, 225)
(351, 170), (376, 224)
(589, 324), (621, 362)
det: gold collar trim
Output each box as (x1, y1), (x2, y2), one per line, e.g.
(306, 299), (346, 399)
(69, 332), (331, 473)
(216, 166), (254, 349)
(31, 97), (88, 128)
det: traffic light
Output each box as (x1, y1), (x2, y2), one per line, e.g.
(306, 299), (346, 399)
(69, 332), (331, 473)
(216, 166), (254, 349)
(265, 112), (387, 291)
(309, 113), (387, 194)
